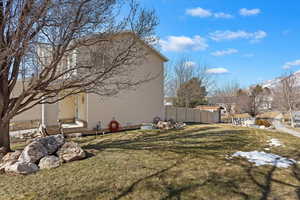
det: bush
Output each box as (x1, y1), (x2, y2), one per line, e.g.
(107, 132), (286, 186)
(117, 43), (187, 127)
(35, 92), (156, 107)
(255, 119), (272, 127)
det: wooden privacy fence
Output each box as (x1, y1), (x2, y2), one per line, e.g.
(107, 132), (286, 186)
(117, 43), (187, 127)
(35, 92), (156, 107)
(165, 106), (220, 123)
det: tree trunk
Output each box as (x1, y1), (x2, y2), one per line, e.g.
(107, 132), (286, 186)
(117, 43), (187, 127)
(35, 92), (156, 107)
(0, 121), (11, 152)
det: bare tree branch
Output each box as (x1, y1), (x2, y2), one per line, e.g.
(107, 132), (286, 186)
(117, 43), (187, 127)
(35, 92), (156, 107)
(0, 0), (159, 151)
(272, 72), (300, 127)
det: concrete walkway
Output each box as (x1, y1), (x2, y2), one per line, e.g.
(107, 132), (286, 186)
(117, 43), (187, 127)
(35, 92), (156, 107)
(273, 115), (300, 138)
(10, 128), (37, 137)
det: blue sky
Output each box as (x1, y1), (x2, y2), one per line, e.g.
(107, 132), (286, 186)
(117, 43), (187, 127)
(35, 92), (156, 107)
(140, 0), (300, 87)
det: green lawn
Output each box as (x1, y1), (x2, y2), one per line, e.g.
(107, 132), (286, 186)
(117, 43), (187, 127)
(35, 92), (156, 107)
(2, 124), (300, 200)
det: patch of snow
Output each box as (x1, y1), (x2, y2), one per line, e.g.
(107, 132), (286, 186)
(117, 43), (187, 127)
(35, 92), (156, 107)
(232, 151), (296, 168)
(268, 138), (283, 147)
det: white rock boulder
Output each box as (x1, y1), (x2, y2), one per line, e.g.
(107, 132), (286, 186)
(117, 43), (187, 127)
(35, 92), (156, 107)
(1, 150), (22, 163)
(35, 135), (65, 154)
(0, 161), (14, 173)
(57, 142), (86, 162)
(18, 141), (48, 163)
(39, 155), (61, 169)
(5, 161), (39, 175)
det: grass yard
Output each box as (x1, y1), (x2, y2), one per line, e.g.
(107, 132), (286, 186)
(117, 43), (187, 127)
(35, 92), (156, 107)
(2, 124), (300, 199)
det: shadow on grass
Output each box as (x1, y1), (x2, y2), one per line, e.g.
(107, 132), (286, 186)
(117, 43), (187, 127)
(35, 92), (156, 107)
(291, 156), (300, 199)
(55, 187), (110, 200)
(82, 126), (250, 157)
(224, 159), (300, 200)
(159, 179), (212, 200)
(112, 157), (212, 200)
(80, 126), (300, 199)
(112, 162), (178, 200)
(112, 162), (300, 200)
(112, 160), (300, 200)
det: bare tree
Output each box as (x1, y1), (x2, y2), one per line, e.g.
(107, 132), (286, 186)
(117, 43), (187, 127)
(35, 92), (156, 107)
(248, 85), (264, 117)
(0, 0), (158, 152)
(235, 89), (251, 114)
(214, 81), (240, 97)
(164, 57), (214, 97)
(164, 62), (176, 97)
(273, 73), (300, 127)
(235, 85), (270, 117)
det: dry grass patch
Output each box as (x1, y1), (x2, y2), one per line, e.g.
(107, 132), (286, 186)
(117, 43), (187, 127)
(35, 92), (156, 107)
(1, 124), (300, 199)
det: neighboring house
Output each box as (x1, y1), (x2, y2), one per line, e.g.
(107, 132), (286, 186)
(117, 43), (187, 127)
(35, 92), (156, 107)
(208, 90), (272, 116)
(11, 33), (168, 131)
(207, 96), (237, 115)
(258, 95), (273, 111)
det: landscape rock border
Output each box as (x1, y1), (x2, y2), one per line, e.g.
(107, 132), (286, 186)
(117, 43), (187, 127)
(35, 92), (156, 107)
(0, 134), (86, 175)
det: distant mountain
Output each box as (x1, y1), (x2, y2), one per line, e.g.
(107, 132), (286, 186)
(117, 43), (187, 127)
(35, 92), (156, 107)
(261, 70), (300, 88)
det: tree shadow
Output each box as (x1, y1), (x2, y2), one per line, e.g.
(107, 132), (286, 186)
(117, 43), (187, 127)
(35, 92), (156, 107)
(50, 185), (110, 200)
(291, 157), (300, 199)
(80, 126), (300, 199)
(81, 126), (258, 199)
(227, 159), (300, 200)
(111, 160), (298, 200)
(160, 179), (211, 200)
(112, 162), (178, 200)
(246, 163), (277, 200)
(112, 157), (212, 200)
(82, 127), (250, 157)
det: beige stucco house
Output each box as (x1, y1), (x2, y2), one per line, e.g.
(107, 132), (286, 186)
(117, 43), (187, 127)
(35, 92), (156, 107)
(11, 33), (168, 131)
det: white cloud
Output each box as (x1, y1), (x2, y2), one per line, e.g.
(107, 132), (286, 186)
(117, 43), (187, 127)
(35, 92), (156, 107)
(186, 7), (212, 18)
(209, 30), (267, 42)
(283, 59), (300, 69)
(211, 48), (238, 56)
(159, 35), (208, 52)
(239, 8), (261, 16)
(206, 68), (229, 74)
(214, 12), (233, 19)
(252, 31), (267, 42)
(183, 61), (197, 67)
(186, 7), (233, 19)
